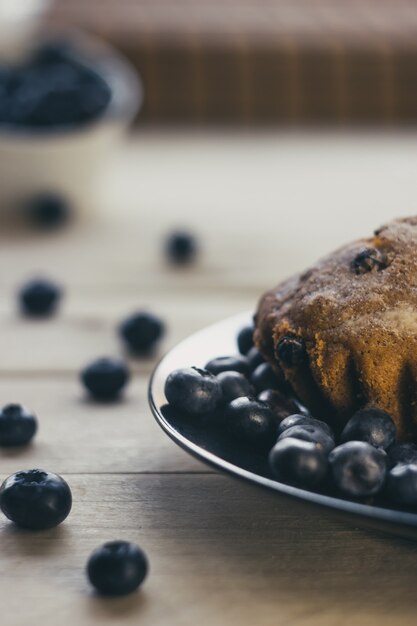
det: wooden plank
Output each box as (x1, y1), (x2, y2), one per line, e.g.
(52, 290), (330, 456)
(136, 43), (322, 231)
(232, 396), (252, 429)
(0, 291), (252, 373)
(0, 131), (416, 291)
(1, 474), (417, 626)
(0, 377), (205, 474)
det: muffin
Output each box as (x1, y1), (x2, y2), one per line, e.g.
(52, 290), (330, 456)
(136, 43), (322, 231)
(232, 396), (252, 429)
(255, 216), (417, 441)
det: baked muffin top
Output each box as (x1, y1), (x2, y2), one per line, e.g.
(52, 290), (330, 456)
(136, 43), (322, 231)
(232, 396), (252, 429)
(255, 216), (417, 439)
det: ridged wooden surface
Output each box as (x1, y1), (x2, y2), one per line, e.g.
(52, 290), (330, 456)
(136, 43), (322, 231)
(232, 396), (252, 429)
(1, 130), (417, 625)
(49, 0), (417, 123)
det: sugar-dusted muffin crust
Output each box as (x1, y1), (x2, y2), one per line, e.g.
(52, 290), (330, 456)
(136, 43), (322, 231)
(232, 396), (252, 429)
(255, 216), (417, 440)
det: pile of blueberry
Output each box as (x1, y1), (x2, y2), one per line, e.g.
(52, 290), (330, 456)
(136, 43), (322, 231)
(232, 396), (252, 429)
(0, 40), (111, 130)
(0, 276), (173, 597)
(164, 323), (417, 507)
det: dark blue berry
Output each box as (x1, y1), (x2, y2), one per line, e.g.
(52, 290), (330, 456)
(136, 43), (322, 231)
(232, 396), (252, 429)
(0, 404), (37, 447)
(216, 371), (254, 403)
(278, 424), (335, 454)
(19, 277), (62, 317)
(0, 469), (72, 529)
(387, 443), (417, 468)
(269, 438), (328, 487)
(278, 414), (333, 437)
(81, 357), (130, 401)
(119, 311), (165, 354)
(276, 335), (305, 366)
(87, 540), (148, 596)
(250, 362), (283, 393)
(257, 390), (300, 422)
(237, 325), (254, 355)
(205, 355), (250, 376)
(224, 397), (276, 450)
(246, 346), (264, 371)
(386, 464), (417, 506)
(165, 231), (197, 264)
(165, 367), (222, 415)
(352, 248), (387, 275)
(329, 441), (387, 497)
(341, 407), (396, 450)
(26, 193), (71, 229)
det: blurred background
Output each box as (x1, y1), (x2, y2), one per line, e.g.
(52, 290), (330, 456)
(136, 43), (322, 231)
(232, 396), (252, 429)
(0, 0), (416, 346)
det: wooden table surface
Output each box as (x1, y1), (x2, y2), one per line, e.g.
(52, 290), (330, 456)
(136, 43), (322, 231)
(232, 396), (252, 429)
(1, 129), (417, 626)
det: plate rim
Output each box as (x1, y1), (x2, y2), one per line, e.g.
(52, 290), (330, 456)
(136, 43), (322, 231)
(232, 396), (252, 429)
(148, 312), (417, 531)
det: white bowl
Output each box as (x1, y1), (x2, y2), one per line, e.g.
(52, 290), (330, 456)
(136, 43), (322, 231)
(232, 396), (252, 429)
(0, 31), (142, 213)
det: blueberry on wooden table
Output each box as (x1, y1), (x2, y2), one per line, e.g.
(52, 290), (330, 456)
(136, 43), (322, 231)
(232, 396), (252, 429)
(224, 397), (277, 450)
(81, 357), (130, 401)
(0, 469), (72, 530)
(0, 404), (37, 447)
(216, 371), (254, 403)
(165, 367), (223, 415)
(269, 438), (328, 488)
(26, 193), (71, 229)
(205, 355), (250, 376)
(18, 277), (62, 317)
(165, 230), (197, 264)
(329, 441), (387, 498)
(341, 407), (396, 450)
(386, 464), (417, 506)
(119, 311), (165, 354)
(237, 325), (254, 355)
(278, 424), (335, 454)
(87, 541), (148, 596)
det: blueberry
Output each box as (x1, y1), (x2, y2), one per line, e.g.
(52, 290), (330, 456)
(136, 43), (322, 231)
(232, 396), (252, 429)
(0, 404), (37, 447)
(26, 193), (71, 229)
(165, 231), (197, 264)
(341, 407), (396, 450)
(278, 414), (333, 437)
(205, 355), (250, 376)
(18, 277), (62, 317)
(269, 438), (328, 487)
(250, 362), (283, 393)
(165, 367), (222, 415)
(217, 371), (254, 403)
(278, 424), (335, 454)
(257, 390), (300, 422)
(329, 442), (387, 497)
(0, 469), (72, 529)
(87, 540), (148, 596)
(352, 248), (387, 275)
(81, 357), (130, 401)
(386, 464), (417, 506)
(224, 397), (276, 449)
(275, 335), (306, 366)
(387, 443), (417, 468)
(119, 311), (165, 354)
(237, 325), (254, 355)
(246, 346), (264, 371)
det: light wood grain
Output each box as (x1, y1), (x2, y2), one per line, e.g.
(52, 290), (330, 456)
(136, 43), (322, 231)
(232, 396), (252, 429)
(1, 130), (417, 626)
(2, 474), (417, 626)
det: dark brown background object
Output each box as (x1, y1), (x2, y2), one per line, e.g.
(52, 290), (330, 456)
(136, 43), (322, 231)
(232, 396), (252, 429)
(49, 2), (417, 122)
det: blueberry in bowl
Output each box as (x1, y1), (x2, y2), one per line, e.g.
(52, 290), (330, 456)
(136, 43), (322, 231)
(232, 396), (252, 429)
(0, 33), (141, 212)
